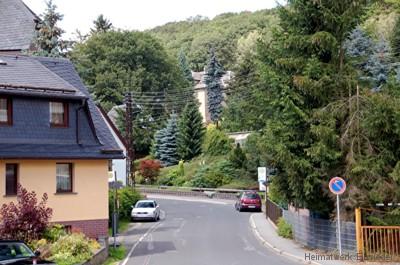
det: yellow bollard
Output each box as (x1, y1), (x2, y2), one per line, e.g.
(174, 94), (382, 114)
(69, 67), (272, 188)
(355, 208), (363, 261)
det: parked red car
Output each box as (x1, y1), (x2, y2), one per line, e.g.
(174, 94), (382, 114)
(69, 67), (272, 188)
(235, 191), (262, 212)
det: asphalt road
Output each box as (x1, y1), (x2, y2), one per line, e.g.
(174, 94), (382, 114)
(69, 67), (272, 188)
(122, 197), (299, 265)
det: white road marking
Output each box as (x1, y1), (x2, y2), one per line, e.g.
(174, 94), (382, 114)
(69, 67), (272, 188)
(120, 222), (163, 265)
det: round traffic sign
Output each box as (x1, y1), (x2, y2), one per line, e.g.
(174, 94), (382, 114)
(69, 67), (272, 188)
(329, 177), (346, 195)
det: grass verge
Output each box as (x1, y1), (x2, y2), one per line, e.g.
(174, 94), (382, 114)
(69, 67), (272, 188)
(108, 219), (131, 236)
(103, 245), (127, 265)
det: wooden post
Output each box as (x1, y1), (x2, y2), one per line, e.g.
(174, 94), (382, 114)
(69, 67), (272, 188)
(355, 207), (363, 261)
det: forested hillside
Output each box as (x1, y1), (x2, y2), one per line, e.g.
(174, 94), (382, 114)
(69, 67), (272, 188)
(149, 10), (279, 71)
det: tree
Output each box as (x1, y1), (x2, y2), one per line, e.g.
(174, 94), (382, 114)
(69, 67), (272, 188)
(90, 14), (113, 34)
(205, 49), (225, 124)
(229, 143), (247, 169)
(391, 16), (400, 59)
(139, 160), (161, 184)
(202, 125), (232, 156)
(177, 100), (205, 160)
(70, 31), (187, 112)
(248, 0), (371, 215)
(364, 39), (392, 91)
(178, 49), (193, 84)
(31, 0), (66, 57)
(156, 114), (180, 166)
(0, 185), (52, 242)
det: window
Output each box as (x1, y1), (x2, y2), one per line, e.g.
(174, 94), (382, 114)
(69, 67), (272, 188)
(56, 163), (73, 193)
(50, 102), (68, 127)
(5, 164), (18, 196)
(0, 97), (12, 125)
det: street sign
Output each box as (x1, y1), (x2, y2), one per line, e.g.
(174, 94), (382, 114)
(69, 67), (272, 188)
(329, 177), (346, 256)
(329, 177), (346, 195)
(258, 167), (267, 182)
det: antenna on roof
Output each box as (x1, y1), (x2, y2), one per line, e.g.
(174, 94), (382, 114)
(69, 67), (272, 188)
(0, 59), (7, 66)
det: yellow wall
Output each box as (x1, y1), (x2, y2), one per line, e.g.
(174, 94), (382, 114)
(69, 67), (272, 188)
(0, 160), (108, 222)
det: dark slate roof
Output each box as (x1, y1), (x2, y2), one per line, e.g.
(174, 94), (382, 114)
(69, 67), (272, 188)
(0, 55), (86, 99)
(0, 55), (124, 159)
(34, 56), (124, 158)
(0, 0), (38, 51)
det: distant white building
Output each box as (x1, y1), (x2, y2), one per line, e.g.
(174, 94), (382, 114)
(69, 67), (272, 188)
(192, 70), (233, 123)
(97, 106), (127, 185)
(227, 131), (252, 147)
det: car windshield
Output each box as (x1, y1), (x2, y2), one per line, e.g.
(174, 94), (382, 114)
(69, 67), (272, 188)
(136, 202), (155, 208)
(244, 193), (259, 199)
(0, 242), (35, 261)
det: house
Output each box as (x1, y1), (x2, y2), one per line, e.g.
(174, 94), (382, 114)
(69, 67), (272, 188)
(227, 131), (252, 147)
(192, 70), (233, 123)
(0, 0), (39, 55)
(97, 105), (128, 186)
(0, 55), (124, 238)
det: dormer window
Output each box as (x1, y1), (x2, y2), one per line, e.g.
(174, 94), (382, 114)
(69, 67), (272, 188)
(50, 101), (68, 127)
(0, 97), (12, 126)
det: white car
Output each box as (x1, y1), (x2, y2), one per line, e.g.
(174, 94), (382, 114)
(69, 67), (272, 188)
(131, 200), (160, 222)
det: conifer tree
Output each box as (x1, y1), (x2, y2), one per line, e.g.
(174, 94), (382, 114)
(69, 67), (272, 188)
(205, 49), (225, 124)
(90, 14), (113, 34)
(391, 17), (400, 59)
(178, 49), (194, 84)
(32, 0), (66, 57)
(229, 143), (247, 169)
(158, 114), (179, 166)
(177, 100), (205, 160)
(364, 39), (392, 91)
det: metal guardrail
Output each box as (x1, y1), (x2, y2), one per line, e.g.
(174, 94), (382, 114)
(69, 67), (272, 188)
(135, 185), (244, 200)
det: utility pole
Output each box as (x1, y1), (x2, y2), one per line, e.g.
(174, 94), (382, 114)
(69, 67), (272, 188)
(125, 92), (135, 188)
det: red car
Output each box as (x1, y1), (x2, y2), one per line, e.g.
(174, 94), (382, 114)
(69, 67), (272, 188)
(235, 191), (262, 212)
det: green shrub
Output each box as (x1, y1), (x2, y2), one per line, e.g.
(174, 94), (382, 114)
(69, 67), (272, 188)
(190, 163), (233, 188)
(109, 188), (142, 223)
(49, 233), (93, 265)
(43, 224), (67, 242)
(118, 188), (143, 220)
(277, 218), (293, 239)
(157, 160), (186, 186)
(203, 125), (232, 156)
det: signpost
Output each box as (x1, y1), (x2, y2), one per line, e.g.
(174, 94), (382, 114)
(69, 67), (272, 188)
(258, 167), (267, 191)
(329, 177), (347, 256)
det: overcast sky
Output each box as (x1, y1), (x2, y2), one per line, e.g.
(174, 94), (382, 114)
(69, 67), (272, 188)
(23, 0), (278, 39)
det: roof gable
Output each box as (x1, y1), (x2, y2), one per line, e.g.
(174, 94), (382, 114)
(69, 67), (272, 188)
(0, 0), (38, 51)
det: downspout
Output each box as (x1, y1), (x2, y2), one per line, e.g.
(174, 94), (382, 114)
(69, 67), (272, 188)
(76, 99), (86, 145)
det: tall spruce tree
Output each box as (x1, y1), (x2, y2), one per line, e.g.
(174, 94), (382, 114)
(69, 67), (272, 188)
(90, 14), (113, 34)
(205, 49), (225, 123)
(178, 50), (194, 84)
(177, 100), (205, 160)
(32, 0), (66, 57)
(256, 0), (370, 214)
(157, 114), (180, 166)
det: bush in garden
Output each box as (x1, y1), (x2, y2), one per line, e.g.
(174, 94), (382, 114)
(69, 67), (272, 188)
(0, 184), (53, 242)
(49, 233), (94, 265)
(43, 224), (67, 242)
(139, 159), (161, 184)
(277, 218), (293, 239)
(203, 125), (232, 156)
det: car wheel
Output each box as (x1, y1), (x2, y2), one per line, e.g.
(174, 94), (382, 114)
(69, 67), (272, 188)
(238, 206), (243, 212)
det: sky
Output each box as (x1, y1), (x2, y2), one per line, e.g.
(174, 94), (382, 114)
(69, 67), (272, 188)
(23, 0), (278, 39)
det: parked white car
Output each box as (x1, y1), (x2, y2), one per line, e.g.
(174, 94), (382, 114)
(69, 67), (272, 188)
(131, 200), (160, 222)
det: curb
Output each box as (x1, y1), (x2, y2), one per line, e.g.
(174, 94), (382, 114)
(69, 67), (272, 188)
(249, 214), (323, 265)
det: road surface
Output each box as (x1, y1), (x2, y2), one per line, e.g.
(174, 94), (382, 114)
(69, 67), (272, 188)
(122, 197), (299, 265)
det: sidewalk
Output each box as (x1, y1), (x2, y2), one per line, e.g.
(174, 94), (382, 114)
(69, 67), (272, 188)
(250, 213), (349, 265)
